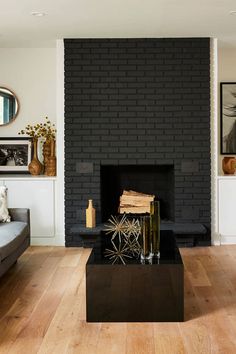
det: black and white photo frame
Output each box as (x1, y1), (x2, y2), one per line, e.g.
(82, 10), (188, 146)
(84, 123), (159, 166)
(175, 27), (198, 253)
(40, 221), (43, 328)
(0, 137), (32, 173)
(221, 82), (236, 154)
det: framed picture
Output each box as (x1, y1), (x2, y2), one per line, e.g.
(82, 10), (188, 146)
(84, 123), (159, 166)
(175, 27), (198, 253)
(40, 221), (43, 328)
(0, 137), (32, 174)
(220, 82), (236, 154)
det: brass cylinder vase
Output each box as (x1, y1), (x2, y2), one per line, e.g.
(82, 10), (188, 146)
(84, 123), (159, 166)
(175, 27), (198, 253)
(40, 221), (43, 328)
(140, 215), (152, 262)
(150, 201), (160, 258)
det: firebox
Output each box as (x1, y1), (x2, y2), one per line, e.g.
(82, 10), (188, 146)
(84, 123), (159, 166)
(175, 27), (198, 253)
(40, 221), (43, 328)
(100, 165), (174, 222)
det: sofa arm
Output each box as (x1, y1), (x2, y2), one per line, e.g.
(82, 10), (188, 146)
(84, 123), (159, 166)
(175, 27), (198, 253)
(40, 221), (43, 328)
(8, 208), (30, 225)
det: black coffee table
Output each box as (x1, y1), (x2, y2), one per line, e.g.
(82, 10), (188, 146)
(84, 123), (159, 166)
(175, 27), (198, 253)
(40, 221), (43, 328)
(86, 230), (184, 322)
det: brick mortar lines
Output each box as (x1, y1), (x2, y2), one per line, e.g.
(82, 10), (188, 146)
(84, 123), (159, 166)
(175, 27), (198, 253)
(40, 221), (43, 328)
(64, 38), (211, 246)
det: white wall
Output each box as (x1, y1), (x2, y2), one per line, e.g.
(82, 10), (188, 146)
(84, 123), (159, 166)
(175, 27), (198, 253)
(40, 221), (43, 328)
(218, 47), (236, 81)
(216, 46), (236, 244)
(55, 40), (65, 246)
(0, 47), (56, 136)
(0, 46), (65, 246)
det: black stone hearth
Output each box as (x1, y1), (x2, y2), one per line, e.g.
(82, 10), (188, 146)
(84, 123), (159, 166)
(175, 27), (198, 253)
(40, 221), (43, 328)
(101, 165), (174, 222)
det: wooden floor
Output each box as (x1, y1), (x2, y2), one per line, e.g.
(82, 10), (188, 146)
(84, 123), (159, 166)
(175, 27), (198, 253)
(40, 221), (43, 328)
(0, 246), (236, 354)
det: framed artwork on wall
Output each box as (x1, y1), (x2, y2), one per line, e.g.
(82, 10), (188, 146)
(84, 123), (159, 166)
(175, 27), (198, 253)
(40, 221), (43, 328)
(0, 137), (32, 174)
(221, 82), (236, 154)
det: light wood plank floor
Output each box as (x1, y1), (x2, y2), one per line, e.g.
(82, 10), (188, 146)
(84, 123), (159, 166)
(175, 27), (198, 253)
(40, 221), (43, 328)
(0, 245), (236, 353)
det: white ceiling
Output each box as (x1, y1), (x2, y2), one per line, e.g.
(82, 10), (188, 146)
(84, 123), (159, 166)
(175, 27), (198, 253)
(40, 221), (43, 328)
(1, 0), (236, 48)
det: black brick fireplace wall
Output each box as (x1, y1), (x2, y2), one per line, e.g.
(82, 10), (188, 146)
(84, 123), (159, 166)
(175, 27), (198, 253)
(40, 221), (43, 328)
(64, 38), (211, 246)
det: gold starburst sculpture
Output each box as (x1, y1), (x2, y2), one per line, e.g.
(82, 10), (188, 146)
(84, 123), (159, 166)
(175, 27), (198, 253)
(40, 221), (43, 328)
(122, 219), (141, 256)
(104, 214), (127, 242)
(104, 242), (132, 265)
(125, 235), (141, 257)
(123, 218), (141, 239)
(104, 215), (142, 263)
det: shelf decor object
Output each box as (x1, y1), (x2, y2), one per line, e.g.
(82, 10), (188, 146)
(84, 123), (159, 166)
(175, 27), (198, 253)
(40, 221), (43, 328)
(40, 117), (56, 176)
(18, 116), (56, 176)
(0, 137), (32, 174)
(86, 199), (96, 228)
(220, 82), (236, 154)
(42, 139), (51, 174)
(28, 138), (43, 175)
(19, 123), (43, 175)
(222, 156), (236, 175)
(45, 139), (56, 176)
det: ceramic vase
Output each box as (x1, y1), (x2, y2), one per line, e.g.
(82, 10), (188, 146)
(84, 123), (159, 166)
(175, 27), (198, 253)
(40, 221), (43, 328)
(86, 199), (96, 228)
(222, 157), (236, 175)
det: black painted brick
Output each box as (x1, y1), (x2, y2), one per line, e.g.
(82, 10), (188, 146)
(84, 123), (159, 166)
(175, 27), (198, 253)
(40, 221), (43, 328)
(64, 38), (211, 246)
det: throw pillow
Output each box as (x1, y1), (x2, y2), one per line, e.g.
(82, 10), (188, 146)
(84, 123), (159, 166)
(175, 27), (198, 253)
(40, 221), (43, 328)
(0, 186), (11, 223)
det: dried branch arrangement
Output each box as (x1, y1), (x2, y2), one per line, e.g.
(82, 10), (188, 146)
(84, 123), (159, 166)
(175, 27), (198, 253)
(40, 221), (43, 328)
(18, 116), (56, 141)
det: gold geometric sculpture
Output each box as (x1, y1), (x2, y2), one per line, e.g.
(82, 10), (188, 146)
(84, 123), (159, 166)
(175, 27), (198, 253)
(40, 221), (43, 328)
(104, 214), (127, 243)
(104, 242), (132, 265)
(104, 214), (141, 264)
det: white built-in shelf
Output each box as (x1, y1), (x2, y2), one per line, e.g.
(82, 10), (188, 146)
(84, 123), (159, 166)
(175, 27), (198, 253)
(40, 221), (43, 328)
(0, 174), (57, 181)
(217, 176), (236, 244)
(0, 175), (56, 240)
(217, 175), (236, 179)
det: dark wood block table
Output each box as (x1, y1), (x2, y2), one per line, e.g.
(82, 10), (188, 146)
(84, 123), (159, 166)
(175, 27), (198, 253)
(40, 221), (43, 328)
(86, 230), (184, 322)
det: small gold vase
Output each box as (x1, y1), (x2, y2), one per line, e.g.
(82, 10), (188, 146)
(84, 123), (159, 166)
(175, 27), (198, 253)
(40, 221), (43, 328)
(28, 138), (43, 175)
(86, 199), (96, 228)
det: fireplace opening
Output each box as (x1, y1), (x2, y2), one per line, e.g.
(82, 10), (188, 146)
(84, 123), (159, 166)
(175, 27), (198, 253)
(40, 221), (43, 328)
(100, 165), (175, 222)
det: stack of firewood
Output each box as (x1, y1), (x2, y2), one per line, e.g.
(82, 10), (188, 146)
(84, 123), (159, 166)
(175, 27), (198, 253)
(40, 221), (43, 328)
(119, 190), (155, 214)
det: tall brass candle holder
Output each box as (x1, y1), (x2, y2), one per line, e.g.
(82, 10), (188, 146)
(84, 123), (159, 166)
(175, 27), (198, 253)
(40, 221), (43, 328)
(140, 215), (152, 262)
(150, 201), (160, 258)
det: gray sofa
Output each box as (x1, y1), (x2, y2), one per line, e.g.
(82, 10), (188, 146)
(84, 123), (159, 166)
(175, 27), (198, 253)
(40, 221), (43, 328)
(0, 208), (30, 278)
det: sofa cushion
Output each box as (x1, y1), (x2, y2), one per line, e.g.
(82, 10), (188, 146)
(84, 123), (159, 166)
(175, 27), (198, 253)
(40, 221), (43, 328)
(0, 221), (29, 261)
(0, 186), (11, 223)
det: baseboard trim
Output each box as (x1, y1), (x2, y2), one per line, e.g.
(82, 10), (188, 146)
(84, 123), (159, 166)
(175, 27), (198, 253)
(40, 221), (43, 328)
(219, 235), (236, 245)
(212, 240), (221, 246)
(30, 235), (65, 246)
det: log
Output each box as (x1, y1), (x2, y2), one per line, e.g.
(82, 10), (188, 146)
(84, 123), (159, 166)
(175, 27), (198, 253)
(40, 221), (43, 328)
(119, 206), (151, 214)
(119, 190), (155, 214)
